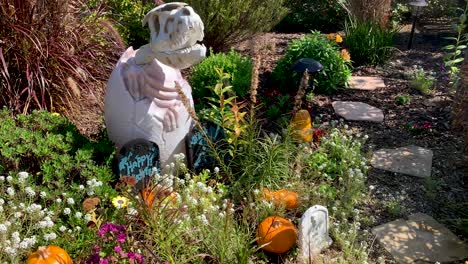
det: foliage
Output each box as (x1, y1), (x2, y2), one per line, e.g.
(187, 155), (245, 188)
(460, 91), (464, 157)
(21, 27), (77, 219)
(191, 50), (253, 106)
(395, 95), (411, 105)
(168, 0), (288, 51)
(443, 1), (468, 89)
(390, 3), (412, 28)
(409, 66), (436, 95)
(272, 31), (352, 94)
(0, 0), (123, 114)
(198, 69), (249, 159)
(260, 90), (293, 120)
(86, 0), (153, 48)
(275, 0), (346, 33)
(132, 166), (254, 264)
(343, 20), (395, 66)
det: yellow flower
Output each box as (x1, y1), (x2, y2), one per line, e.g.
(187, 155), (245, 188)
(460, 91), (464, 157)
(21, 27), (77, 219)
(112, 196), (129, 209)
(51, 112), (60, 117)
(335, 34), (343, 43)
(341, 49), (351, 61)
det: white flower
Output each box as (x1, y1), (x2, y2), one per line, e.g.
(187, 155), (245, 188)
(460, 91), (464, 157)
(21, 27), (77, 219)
(40, 191), (47, 198)
(19, 241), (29, 249)
(0, 198), (4, 205)
(369, 185), (375, 191)
(79, 185), (85, 190)
(197, 214), (209, 225)
(253, 189), (259, 195)
(25, 187), (36, 197)
(0, 224), (7, 233)
(59, 226), (67, 232)
(63, 208), (71, 215)
(62, 193), (67, 197)
(364, 135), (369, 140)
(14, 212), (23, 218)
(67, 198), (75, 205)
(75, 212), (83, 219)
(6, 187), (15, 196)
(4, 246), (16, 256)
(84, 214), (92, 222)
(87, 191), (95, 196)
(44, 233), (57, 241)
(18, 171), (29, 179)
(6, 176), (13, 182)
(0, 176), (4, 181)
(214, 167), (220, 174)
(56, 198), (62, 203)
(76, 226), (81, 231)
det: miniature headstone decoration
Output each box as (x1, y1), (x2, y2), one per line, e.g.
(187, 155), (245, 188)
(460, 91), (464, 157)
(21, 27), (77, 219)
(104, 2), (206, 170)
(299, 205), (333, 262)
(117, 139), (160, 189)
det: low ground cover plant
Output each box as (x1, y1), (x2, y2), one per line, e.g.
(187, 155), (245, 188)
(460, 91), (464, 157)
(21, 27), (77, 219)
(408, 66), (436, 95)
(272, 31), (352, 94)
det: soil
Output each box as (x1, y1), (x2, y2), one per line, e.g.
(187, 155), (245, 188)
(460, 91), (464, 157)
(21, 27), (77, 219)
(70, 18), (468, 262)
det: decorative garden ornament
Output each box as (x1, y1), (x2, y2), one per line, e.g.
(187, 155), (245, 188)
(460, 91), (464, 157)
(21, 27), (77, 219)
(104, 2), (206, 170)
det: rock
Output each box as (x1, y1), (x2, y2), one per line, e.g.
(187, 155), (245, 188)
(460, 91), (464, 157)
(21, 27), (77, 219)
(372, 213), (468, 263)
(348, 76), (386, 91)
(332, 101), (384, 122)
(371, 146), (433, 178)
(299, 205), (332, 263)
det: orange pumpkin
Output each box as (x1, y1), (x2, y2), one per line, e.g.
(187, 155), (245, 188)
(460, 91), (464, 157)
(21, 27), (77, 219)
(263, 189), (299, 209)
(291, 110), (313, 143)
(27, 245), (72, 264)
(257, 216), (297, 254)
(140, 187), (156, 209)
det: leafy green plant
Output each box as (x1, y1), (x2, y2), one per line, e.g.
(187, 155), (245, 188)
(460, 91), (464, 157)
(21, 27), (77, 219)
(172, 0), (288, 51)
(409, 66), (436, 95)
(198, 69), (249, 158)
(87, 0), (153, 48)
(275, 0), (346, 32)
(343, 19), (395, 66)
(443, 1), (468, 89)
(395, 95), (411, 105)
(272, 31), (352, 94)
(0, 110), (120, 261)
(191, 49), (253, 106)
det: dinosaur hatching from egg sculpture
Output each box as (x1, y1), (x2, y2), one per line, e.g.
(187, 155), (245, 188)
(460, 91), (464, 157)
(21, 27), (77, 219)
(104, 2), (206, 168)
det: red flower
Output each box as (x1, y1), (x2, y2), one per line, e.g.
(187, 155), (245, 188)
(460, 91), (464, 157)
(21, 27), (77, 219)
(313, 128), (324, 142)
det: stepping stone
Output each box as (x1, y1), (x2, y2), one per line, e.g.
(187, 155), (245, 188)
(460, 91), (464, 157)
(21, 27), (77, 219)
(372, 213), (468, 263)
(371, 146), (433, 178)
(332, 101), (384, 122)
(348, 76), (386, 91)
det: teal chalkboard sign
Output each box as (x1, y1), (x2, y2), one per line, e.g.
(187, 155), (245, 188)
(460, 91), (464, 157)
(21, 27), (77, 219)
(118, 139), (160, 186)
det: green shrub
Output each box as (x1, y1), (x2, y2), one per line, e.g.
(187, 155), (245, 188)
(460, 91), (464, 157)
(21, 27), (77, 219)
(169, 0), (288, 51)
(190, 49), (253, 104)
(0, 109), (119, 261)
(275, 0), (346, 33)
(272, 31), (352, 94)
(92, 0), (153, 48)
(343, 20), (395, 66)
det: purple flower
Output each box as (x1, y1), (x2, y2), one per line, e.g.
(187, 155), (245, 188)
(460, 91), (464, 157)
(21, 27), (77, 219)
(128, 252), (144, 263)
(116, 233), (126, 243)
(99, 259), (109, 264)
(114, 246), (122, 253)
(86, 253), (100, 264)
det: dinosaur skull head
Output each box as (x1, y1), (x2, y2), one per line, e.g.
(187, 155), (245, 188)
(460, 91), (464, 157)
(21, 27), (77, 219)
(142, 2), (206, 69)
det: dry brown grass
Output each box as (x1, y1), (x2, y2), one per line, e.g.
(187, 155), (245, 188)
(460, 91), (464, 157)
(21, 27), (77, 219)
(0, 0), (123, 116)
(343, 0), (392, 27)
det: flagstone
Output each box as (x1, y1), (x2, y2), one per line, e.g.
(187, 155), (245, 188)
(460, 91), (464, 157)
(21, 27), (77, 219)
(371, 146), (433, 178)
(348, 76), (386, 91)
(332, 101), (384, 122)
(372, 213), (468, 263)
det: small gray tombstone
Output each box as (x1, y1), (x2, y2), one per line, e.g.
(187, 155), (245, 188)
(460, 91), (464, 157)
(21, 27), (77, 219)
(299, 205), (332, 263)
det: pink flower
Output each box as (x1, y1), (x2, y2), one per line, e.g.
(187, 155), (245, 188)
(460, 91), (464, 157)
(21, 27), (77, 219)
(114, 246), (122, 253)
